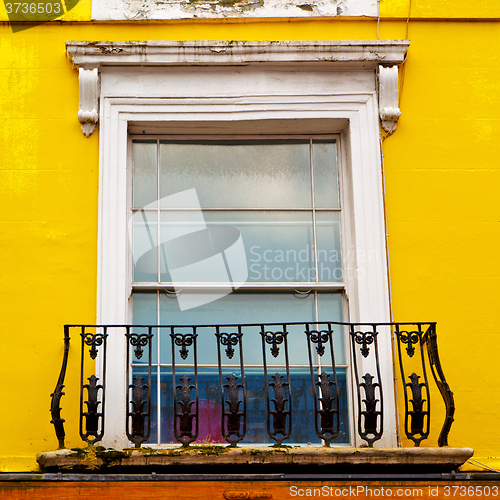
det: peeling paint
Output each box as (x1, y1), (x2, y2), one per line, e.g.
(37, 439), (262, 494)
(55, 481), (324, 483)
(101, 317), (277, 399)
(92, 0), (378, 20)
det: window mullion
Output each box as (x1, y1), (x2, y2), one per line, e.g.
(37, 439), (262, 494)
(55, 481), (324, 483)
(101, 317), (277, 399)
(157, 139), (161, 285)
(156, 139), (161, 445)
(309, 138), (319, 285)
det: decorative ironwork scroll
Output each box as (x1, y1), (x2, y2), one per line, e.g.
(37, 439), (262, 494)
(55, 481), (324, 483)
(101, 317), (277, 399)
(424, 323), (455, 447)
(260, 325), (291, 445)
(399, 330), (419, 358)
(219, 331), (240, 360)
(83, 332), (106, 360)
(171, 328), (198, 447)
(407, 373), (427, 437)
(216, 327), (247, 446)
(81, 374), (103, 441)
(359, 373), (383, 444)
(173, 333), (195, 360)
(50, 325), (70, 449)
(395, 323), (430, 446)
(305, 324), (340, 446)
(353, 331), (374, 358)
(79, 326), (107, 444)
(349, 324), (383, 447)
(175, 374), (197, 445)
(125, 327), (153, 448)
(128, 333), (151, 360)
(263, 331), (285, 358)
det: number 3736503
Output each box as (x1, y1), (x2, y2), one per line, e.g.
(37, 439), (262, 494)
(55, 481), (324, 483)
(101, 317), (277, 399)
(5, 2), (62, 14)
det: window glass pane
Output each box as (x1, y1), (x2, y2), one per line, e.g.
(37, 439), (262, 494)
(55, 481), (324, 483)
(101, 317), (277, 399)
(141, 211), (343, 284)
(156, 211), (315, 284)
(133, 210), (158, 282)
(203, 211), (315, 283)
(316, 211), (343, 283)
(148, 212), (348, 284)
(159, 140), (312, 209)
(132, 140), (157, 208)
(312, 139), (340, 209)
(158, 209), (208, 283)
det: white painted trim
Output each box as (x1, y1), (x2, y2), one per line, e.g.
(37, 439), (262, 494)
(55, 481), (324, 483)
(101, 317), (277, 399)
(98, 100), (395, 449)
(96, 98), (130, 449)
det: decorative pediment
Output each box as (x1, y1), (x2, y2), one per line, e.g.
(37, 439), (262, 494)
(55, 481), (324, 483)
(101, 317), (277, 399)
(66, 40), (410, 137)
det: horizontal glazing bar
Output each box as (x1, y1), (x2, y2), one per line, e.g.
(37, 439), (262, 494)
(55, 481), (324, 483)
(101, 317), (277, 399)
(132, 208), (342, 212)
(132, 282), (346, 289)
(133, 135), (338, 141)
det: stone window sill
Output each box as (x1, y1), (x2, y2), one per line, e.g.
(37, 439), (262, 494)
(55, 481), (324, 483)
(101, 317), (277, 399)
(37, 446), (474, 473)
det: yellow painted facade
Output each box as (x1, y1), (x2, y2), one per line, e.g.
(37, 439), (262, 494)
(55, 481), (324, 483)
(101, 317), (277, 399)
(0, 0), (499, 474)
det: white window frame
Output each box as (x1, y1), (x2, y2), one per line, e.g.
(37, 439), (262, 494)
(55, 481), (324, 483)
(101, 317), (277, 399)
(66, 40), (409, 449)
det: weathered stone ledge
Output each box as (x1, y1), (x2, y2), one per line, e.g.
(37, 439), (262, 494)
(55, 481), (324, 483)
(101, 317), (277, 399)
(37, 446), (474, 473)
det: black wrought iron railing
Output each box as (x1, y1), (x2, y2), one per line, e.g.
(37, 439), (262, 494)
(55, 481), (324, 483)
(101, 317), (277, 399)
(50, 322), (454, 450)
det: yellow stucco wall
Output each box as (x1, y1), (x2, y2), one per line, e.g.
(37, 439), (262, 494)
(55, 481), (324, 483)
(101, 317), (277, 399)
(0, 9), (499, 473)
(380, 0), (500, 18)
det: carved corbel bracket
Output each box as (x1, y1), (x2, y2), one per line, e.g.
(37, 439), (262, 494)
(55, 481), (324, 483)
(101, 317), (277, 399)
(378, 65), (401, 135)
(78, 67), (99, 138)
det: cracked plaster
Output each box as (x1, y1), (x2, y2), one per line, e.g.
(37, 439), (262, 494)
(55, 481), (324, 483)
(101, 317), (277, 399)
(92, 0), (378, 20)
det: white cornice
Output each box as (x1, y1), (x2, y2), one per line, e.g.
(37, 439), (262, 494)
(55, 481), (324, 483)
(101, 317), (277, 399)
(66, 40), (410, 68)
(66, 40), (409, 137)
